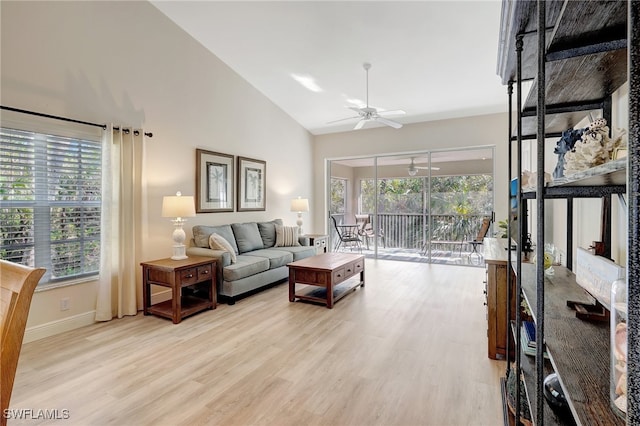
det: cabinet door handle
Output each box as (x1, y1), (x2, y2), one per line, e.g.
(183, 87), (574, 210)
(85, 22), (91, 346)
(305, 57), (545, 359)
(201, 270), (209, 275)
(185, 274), (194, 278)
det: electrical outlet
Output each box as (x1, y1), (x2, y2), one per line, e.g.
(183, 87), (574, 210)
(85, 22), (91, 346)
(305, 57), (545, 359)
(60, 297), (70, 311)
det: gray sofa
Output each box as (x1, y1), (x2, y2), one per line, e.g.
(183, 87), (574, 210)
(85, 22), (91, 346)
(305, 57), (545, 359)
(186, 219), (316, 304)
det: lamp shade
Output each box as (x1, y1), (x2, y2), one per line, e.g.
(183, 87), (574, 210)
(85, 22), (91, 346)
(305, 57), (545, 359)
(162, 192), (196, 218)
(290, 197), (309, 212)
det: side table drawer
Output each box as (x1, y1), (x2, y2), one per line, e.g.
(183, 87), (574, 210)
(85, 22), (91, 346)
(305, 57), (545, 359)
(180, 267), (198, 285)
(197, 264), (213, 281)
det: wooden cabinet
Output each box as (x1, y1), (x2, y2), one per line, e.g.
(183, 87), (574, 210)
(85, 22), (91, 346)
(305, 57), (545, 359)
(484, 238), (516, 360)
(141, 256), (216, 324)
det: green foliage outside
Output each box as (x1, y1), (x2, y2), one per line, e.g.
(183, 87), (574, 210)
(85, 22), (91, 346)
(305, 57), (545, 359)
(358, 174), (493, 243)
(330, 177), (346, 213)
(1, 130), (101, 280)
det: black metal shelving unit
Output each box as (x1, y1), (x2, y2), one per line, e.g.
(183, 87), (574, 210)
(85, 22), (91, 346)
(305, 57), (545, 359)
(497, 1), (638, 425)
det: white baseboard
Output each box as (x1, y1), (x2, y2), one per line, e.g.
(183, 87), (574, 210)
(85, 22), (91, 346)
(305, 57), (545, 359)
(24, 311), (96, 343)
(23, 289), (173, 343)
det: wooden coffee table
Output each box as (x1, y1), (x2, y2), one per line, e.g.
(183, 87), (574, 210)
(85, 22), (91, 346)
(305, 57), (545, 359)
(288, 252), (365, 308)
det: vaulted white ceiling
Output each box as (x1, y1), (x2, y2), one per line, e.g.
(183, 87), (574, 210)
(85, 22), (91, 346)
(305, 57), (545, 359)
(151, 1), (507, 135)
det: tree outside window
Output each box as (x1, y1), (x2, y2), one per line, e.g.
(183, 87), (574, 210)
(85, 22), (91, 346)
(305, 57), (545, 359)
(330, 177), (347, 214)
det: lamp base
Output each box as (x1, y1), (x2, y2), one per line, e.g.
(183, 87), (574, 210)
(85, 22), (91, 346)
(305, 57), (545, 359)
(171, 244), (188, 260)
(296, 213), (303, 236)
(170, 219), (188, 260)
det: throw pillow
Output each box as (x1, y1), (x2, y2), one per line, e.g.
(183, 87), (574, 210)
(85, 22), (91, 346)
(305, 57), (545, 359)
(257, 219), (283, 248)
(275, 225), (300, 247)
(231, 222), (264, 253)
(209, 233), (237, 264)
(193, 224), (239, 253)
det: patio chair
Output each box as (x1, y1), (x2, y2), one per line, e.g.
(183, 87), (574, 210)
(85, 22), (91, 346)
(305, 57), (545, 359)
(466, 216), (492, 260)
(331, 216), (362, 252)
(1, 260), (46, 424)
(355, 214), (385, 250)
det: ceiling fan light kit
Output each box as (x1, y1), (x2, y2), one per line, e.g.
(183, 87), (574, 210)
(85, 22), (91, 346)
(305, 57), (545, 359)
(407, 157), (440, 176)
(328, 62), (405, 131)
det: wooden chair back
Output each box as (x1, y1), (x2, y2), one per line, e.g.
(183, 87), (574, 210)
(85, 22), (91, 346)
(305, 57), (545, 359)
(1, 260), (45, 424)
(474, 216), (492, 242)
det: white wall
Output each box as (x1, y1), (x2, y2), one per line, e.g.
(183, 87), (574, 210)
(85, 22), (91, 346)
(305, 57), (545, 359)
(1, 1), (313, 340)
(313, 113), (509, 233)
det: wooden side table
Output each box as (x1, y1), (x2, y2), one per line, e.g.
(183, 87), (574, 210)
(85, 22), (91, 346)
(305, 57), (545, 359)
(304, 234), (328, 254)
(141, 256), (216, 324)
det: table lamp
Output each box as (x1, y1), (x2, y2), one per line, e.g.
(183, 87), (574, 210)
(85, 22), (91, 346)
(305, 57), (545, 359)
(290, 197), (309, 235)
(162, 191), (196, 260)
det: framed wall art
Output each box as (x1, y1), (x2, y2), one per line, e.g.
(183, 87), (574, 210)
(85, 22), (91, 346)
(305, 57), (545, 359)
(237, 156), (266, 211)
(196, 149), (234, 213)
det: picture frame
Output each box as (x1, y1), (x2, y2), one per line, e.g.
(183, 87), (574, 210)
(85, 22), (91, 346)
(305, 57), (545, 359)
(196, 149), (234, 213)
(237, 156), (266, 211)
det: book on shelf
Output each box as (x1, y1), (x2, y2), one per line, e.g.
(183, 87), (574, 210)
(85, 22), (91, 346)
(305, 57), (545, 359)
(522, 321), (536, 348)
(520, 322), (549, 359)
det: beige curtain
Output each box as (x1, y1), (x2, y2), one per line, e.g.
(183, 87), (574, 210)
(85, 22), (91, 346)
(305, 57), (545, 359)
(95, 125), (145, 321)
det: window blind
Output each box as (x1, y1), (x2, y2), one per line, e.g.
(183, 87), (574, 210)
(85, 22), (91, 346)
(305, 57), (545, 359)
(0, 127), (102, 283)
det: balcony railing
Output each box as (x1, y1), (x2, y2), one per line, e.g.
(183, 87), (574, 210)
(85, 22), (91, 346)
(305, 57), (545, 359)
(331, 213), (490, 251)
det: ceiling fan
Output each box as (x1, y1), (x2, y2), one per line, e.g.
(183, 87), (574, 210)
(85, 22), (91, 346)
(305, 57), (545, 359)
(328, 63), (405, 130)
(407, 157), (440, 176)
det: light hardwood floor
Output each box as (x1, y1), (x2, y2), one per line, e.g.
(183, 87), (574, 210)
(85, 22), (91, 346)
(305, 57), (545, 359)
(10, 260), (505, 425)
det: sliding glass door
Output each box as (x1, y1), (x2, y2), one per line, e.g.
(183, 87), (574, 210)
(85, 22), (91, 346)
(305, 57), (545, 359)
(328, 147), (494, 265)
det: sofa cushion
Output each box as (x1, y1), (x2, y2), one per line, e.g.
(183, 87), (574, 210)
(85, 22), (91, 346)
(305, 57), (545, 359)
(209, 233), (237, 264)
(231, 222), (264, 253)
(275, 225), (301, 247)
(257, 219), (283, 248)
(276, 245), (316, 261)
(193, 224), (238, 253)
(223, 255), (270, 282)
(247, 248), (293, 269)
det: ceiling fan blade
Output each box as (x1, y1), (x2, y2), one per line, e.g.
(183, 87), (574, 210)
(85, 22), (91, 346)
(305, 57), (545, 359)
(416, 166), (441, 171)
(377, 109), (406, 117)
(348, 106), (365, 114)
(375, 116), (403, 129)
(354, 119), (367, 130)
(326, 115), (361, 124)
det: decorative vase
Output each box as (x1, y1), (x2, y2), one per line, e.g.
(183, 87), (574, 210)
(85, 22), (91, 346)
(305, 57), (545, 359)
(610, 277), (627, 418)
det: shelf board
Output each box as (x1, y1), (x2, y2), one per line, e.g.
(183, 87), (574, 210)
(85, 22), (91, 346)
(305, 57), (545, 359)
(521, 159), (627, 199)
(499, 1), (628, 137)
(293, 278), (363, 306)
(511, 321), (572, 426)
(547, 0), (627, 55)
(520, 263), (624, 426)
(147, 296), (213, 320)
(549, 158), (627, 187)
(497, 0), (565, 84)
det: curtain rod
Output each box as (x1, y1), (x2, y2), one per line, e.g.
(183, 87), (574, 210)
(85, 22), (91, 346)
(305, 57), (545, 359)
(1, 105), (153, 137)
